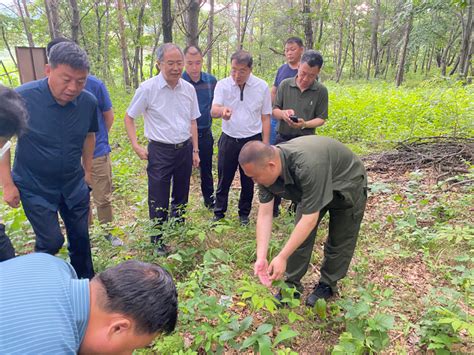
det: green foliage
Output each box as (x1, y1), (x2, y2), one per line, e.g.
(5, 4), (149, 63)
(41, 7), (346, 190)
(332, 285), (395, 354)
(238, 279), (280, 313)
(418, 288), (473, 353)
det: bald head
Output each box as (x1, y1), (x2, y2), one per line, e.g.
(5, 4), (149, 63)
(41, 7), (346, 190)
(239, 141), (275, 167)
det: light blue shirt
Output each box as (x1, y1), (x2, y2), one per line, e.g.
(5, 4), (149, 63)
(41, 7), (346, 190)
(0, 253), (90, 354)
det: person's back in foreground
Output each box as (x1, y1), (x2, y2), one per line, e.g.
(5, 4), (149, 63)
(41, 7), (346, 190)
(0, 253), (177, 354)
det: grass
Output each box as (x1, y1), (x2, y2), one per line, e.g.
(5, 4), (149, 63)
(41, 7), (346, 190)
(1, 79), (473, 353)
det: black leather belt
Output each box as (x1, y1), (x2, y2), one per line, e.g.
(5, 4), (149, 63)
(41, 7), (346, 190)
(223, 132), (261, 143)
(150, 138), (190, 149)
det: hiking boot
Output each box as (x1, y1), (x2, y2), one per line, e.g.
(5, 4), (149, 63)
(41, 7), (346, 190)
(104, 234), (124, 247)
(305, 282), (334, 307)
(211, 215), (224, 224)
(154, 243), (171, 257)
(239, 215), (250, 226)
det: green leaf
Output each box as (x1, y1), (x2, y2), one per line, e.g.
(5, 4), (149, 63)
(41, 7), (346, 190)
(239, 316), (253, 332)
(219, 331), (237, 342)
(240, 334), (258, 350)
(314, 298), (327, 320)
(256, 323), (273, 335)
(257, 335), (272, 355)
(273, 326), (299, 346)
(288, 311), (304, 324)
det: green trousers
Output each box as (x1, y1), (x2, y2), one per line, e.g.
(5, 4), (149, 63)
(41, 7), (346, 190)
(285, 185), (367, 293)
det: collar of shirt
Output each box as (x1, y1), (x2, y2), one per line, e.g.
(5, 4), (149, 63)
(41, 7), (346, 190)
(231, 73), (257, 88)
(39, 78), (79, 107)
(277, 147), (295, 185)
(157, 72), (183, 90)
(182, 71), (202, 84)
(70, 278), (90, 343)
(289, 76), (319, 91)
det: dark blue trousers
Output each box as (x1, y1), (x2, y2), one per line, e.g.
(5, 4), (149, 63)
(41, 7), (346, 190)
(147, 139), (192, 243)
(21, 192), (94, 279)
(214, 132), (261, 219)
(0, 224), (15, 262)
(198, 128), (215, 207)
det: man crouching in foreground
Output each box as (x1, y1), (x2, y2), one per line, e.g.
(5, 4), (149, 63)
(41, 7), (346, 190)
(0, 253), (177, 354)
(239, 136), (367, 307)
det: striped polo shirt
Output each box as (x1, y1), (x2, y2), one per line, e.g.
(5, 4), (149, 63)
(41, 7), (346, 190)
(0, 253), (90, 354)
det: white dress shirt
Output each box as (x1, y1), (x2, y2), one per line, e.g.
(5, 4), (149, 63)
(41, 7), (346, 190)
(213, 74), (272, 138)
(127, 73), (200, 144)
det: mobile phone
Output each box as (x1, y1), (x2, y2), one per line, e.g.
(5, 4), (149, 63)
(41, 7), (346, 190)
(289, 115), (299, 123)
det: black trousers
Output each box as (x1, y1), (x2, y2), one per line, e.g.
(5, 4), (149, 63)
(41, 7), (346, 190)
(214, 132), (262, 218)
(0, 224), (15, 262)
(21, 192), (94, 279)
(198, 128), (215, 206)
(147, 139), (192, 243)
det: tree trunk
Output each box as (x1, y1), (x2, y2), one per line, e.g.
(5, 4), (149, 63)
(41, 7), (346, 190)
(44, 0), (55, 39)
(185, 0), (200, 46)
(207, 0), (214, 73)
(132, 2), (145, 89)
(303, 0), (313, 49)
(103, 0), (111, 80)
(149, 18), (161, 78)
(395, 11), (413, 87)
(367, 0), (380, 80)
(45, 0), (61, 38)
(1, 25), (17, 67)
(236, 0), (241, 49)
(69, 0), (80, 42)
(162, 0), (173, 43)
(459, 0), (473, 78)
(15, 0), (35, 47)
(334, 1), (346, 81)
(116, 0), (131, 89)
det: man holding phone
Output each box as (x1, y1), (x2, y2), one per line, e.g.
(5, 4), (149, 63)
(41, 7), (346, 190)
(272, 50), (328, 144)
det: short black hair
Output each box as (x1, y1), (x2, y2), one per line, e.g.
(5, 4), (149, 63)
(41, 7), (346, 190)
(184, 45), (203, 56)
(230, 50), (253, 68)
(46, 37), (72, 57)
(285, 37), (303, 47)
(239, 140), (275, 167)
(301, 50), (324, 68)
(96, 260), (178, 335)
(0, 86), (28, 139)
(48, 41), (90, 71)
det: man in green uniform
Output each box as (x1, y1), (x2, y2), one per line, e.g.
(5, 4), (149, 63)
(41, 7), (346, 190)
(239, 136), (367, 306)
(273, 50), (328, 143)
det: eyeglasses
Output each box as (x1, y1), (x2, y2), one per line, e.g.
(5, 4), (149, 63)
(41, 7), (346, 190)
(0, 140), (12, 159)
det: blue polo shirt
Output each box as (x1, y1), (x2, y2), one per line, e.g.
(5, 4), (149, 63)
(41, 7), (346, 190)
(182, 71), (217, 130)
(13, 78), (98, 210)
(0, 253), (90, 354)
(273, 63), (298, 87)
(85, 75), (113, 158)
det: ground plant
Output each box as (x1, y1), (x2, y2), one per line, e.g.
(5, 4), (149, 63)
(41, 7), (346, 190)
(1, 79), (472, 353)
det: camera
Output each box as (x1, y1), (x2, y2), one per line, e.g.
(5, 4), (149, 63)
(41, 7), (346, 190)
(289, 115), (299, 123)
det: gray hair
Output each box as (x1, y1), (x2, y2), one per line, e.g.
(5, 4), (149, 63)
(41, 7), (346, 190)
(301, 50), (324, 68)
(48, 42), (90, 71)
(230, 50), (253, 68)
(156, 43), (184, 62)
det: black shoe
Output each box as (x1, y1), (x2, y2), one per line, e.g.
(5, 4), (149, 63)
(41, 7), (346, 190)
(275, 289), (301, 307)
(154, 243), (171, 257)
(204, 198), (215, 210)
(239, 215), (250, 226)
(273, 208), (280, 218)
(211, 215), (224, 223)
(104, 233), (124, 247)
(305, 282), (333, 307)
